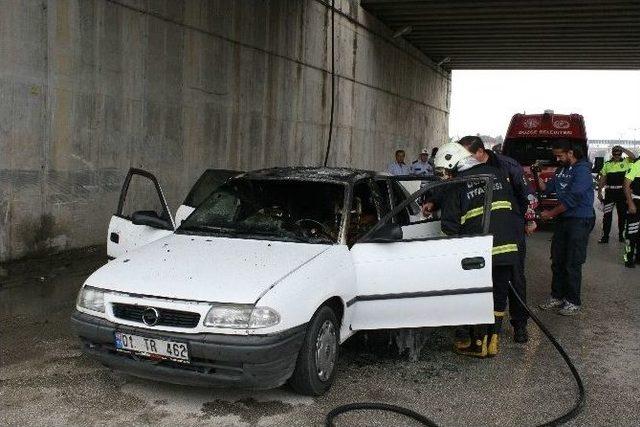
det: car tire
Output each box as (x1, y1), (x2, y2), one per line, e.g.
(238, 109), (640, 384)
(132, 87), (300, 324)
(288, 306), (340, 396)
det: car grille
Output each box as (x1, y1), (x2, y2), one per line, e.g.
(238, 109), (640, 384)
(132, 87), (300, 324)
(112, 303), (200, 328)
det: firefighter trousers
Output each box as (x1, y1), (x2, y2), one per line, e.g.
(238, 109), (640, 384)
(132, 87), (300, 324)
(507, 239), (528, 329)
(602, 191), (627, 240)
(492, 264), (516, 314)
(624, 200), (640, 264)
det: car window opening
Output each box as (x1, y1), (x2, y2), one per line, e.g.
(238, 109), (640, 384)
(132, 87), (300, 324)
(178, 179), (346, 244)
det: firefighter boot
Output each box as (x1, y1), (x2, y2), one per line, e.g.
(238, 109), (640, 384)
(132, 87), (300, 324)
(487, 312), (505, 357)
(453, 327), (471, 350)
(454, 325), (488, 358)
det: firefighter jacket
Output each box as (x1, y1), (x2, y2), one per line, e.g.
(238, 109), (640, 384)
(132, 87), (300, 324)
(440, 163), (520, 266)
(486, 151), (536, 224)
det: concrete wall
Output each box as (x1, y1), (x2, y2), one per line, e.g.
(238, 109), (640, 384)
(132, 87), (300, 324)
(0, 0), (451, 262)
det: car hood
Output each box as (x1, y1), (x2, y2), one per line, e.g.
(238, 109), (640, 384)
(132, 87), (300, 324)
(86, 234), (330, 303)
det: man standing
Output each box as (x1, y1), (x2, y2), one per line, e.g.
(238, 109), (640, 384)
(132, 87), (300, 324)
(411, 148), (434, 177)
(458, 136), (536, 343)
(432, 142), (520, 358)
(597, 146), (636, 243)
(623, 158), (640, 268)
(538, 140), (595, 316)
(387, 149), (411, 176)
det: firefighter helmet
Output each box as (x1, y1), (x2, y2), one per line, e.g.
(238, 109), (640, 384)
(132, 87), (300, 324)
(434, 142), (473, 171)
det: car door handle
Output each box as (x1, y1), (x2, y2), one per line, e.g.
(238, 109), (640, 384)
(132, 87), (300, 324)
(110, 232), (120, 244)
(461, 257), (485, 270)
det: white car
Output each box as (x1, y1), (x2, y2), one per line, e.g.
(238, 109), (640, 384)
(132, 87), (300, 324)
(72, 167), (495, 395)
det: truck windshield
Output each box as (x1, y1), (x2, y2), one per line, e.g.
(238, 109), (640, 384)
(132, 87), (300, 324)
(178, 178), (346, 244)
(503, 138), (587, 166)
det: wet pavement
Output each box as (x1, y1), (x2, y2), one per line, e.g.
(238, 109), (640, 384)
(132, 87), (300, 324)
(1, 220), (639, 426)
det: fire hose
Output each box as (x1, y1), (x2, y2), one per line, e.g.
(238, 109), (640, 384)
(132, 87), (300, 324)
(325, 278), (585, 426)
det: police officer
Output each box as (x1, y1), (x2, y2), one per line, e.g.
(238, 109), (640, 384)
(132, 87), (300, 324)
(411, 148), (434, 177)
(538, 140), (595, 316)
(458, 136), (537, 343)
(623, 158), (640, 268)
(433, 142), (520, 358)
(387, 149), (411, 176)
(597, 146), (636, 243)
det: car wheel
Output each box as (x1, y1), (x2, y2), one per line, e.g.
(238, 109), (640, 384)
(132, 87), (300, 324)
(288, 306), (340, 396)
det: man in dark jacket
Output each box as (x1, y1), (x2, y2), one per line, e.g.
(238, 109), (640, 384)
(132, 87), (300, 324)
(458, 136), (536, 343)
(432, 143), (520, 358)
(537, 139), (595, 316)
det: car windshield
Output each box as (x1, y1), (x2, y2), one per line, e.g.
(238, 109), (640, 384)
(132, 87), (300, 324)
(177, 178), (346, 244)
(503, 138), (587, 166)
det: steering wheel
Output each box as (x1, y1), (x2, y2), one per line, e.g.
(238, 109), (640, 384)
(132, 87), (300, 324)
(294, 219), (335, 240)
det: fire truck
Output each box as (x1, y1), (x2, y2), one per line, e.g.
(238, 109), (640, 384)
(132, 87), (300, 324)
(502, 110), (588, 215)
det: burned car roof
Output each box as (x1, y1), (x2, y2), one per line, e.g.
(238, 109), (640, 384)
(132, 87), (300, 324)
(239, 167), (378, 184)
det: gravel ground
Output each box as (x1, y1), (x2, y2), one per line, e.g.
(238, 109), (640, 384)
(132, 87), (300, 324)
(1, 217), (639, 426)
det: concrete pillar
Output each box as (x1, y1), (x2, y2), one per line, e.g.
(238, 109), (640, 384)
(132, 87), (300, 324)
(0, 0), (450, 261)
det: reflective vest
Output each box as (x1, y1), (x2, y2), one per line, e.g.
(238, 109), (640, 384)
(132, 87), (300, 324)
(601, 159), (633, 192)
(626, 160), (640, 199)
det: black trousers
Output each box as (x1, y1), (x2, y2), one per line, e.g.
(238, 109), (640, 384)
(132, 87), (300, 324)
(551, 217), (595, 306)
(624, 200), (640, 263)
(507, 238), (528, 328)
(492, 264), (515, 314)
(602, 191), (627, 239)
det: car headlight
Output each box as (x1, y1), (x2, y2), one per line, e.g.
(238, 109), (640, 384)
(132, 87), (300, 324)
(203, 304), (280, 329)
(76, 286), (106, 313)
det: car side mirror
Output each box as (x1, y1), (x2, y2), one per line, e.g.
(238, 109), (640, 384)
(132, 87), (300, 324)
(363, 223), (403, 243)
(131, 210), (173, 230)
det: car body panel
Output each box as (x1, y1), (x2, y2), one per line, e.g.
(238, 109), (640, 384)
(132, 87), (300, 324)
(349, 235), (494, 330)
(89, 234), (330, 304)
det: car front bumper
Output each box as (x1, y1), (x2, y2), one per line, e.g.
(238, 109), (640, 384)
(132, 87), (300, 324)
(71, 311), (306, 389)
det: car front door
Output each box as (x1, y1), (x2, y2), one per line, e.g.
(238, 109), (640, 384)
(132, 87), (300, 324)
(107, 168), (175, 259)
(348, 176), (495, 330)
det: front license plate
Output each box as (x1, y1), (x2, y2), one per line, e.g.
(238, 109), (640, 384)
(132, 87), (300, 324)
(115, 332), (190, 363)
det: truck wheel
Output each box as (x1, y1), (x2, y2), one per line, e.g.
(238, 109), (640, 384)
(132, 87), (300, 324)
(288, 306), (339, 396)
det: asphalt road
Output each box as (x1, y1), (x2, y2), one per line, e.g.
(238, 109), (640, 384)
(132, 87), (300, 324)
(1, 215), (639, 426)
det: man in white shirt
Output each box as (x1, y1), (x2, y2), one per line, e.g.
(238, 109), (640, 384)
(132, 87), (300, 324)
(387, 149), (411, 175)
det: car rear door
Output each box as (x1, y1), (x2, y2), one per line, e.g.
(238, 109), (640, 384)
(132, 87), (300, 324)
(348, 176), (495, 330)
(174, 169), (241, 226)
(107, 168), (175, 259)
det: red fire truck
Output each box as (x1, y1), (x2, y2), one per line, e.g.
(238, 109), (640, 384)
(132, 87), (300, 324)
(502, 110), (588, 215)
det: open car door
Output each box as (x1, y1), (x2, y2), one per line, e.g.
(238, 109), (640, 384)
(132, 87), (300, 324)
(174, 169), (242, 227)
(107, 168), (175, 259)
(349, 176), (495, 330)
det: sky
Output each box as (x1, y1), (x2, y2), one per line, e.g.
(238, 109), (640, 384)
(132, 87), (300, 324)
(449, 70), (640, 141)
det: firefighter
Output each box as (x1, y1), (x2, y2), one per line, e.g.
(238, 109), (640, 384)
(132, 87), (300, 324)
(597, 146), (636, 243)
(432, 142), (520, 358)
(458, 136), (537, 343)
(623, 158), (640, 268)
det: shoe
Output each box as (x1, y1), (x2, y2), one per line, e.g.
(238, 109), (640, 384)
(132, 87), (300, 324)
(487, 312), (505, 357)
(558, 302), (581, 316)
(454, 325), (488, 358)
(598, 237), (609, 244)
(513, 326), (529, 343)
(539, 297), (564, 310)
(453, 327), (471, 350)
(625, 261), (636, 269)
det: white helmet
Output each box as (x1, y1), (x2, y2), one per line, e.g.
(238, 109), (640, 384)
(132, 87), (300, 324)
(434, 142), (473, 171)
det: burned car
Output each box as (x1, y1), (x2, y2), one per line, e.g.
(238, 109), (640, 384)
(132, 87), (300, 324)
(72, 167), (496, 395)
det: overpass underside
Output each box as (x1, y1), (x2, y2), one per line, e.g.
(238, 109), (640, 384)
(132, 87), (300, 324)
(361, 0), (640, 69)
